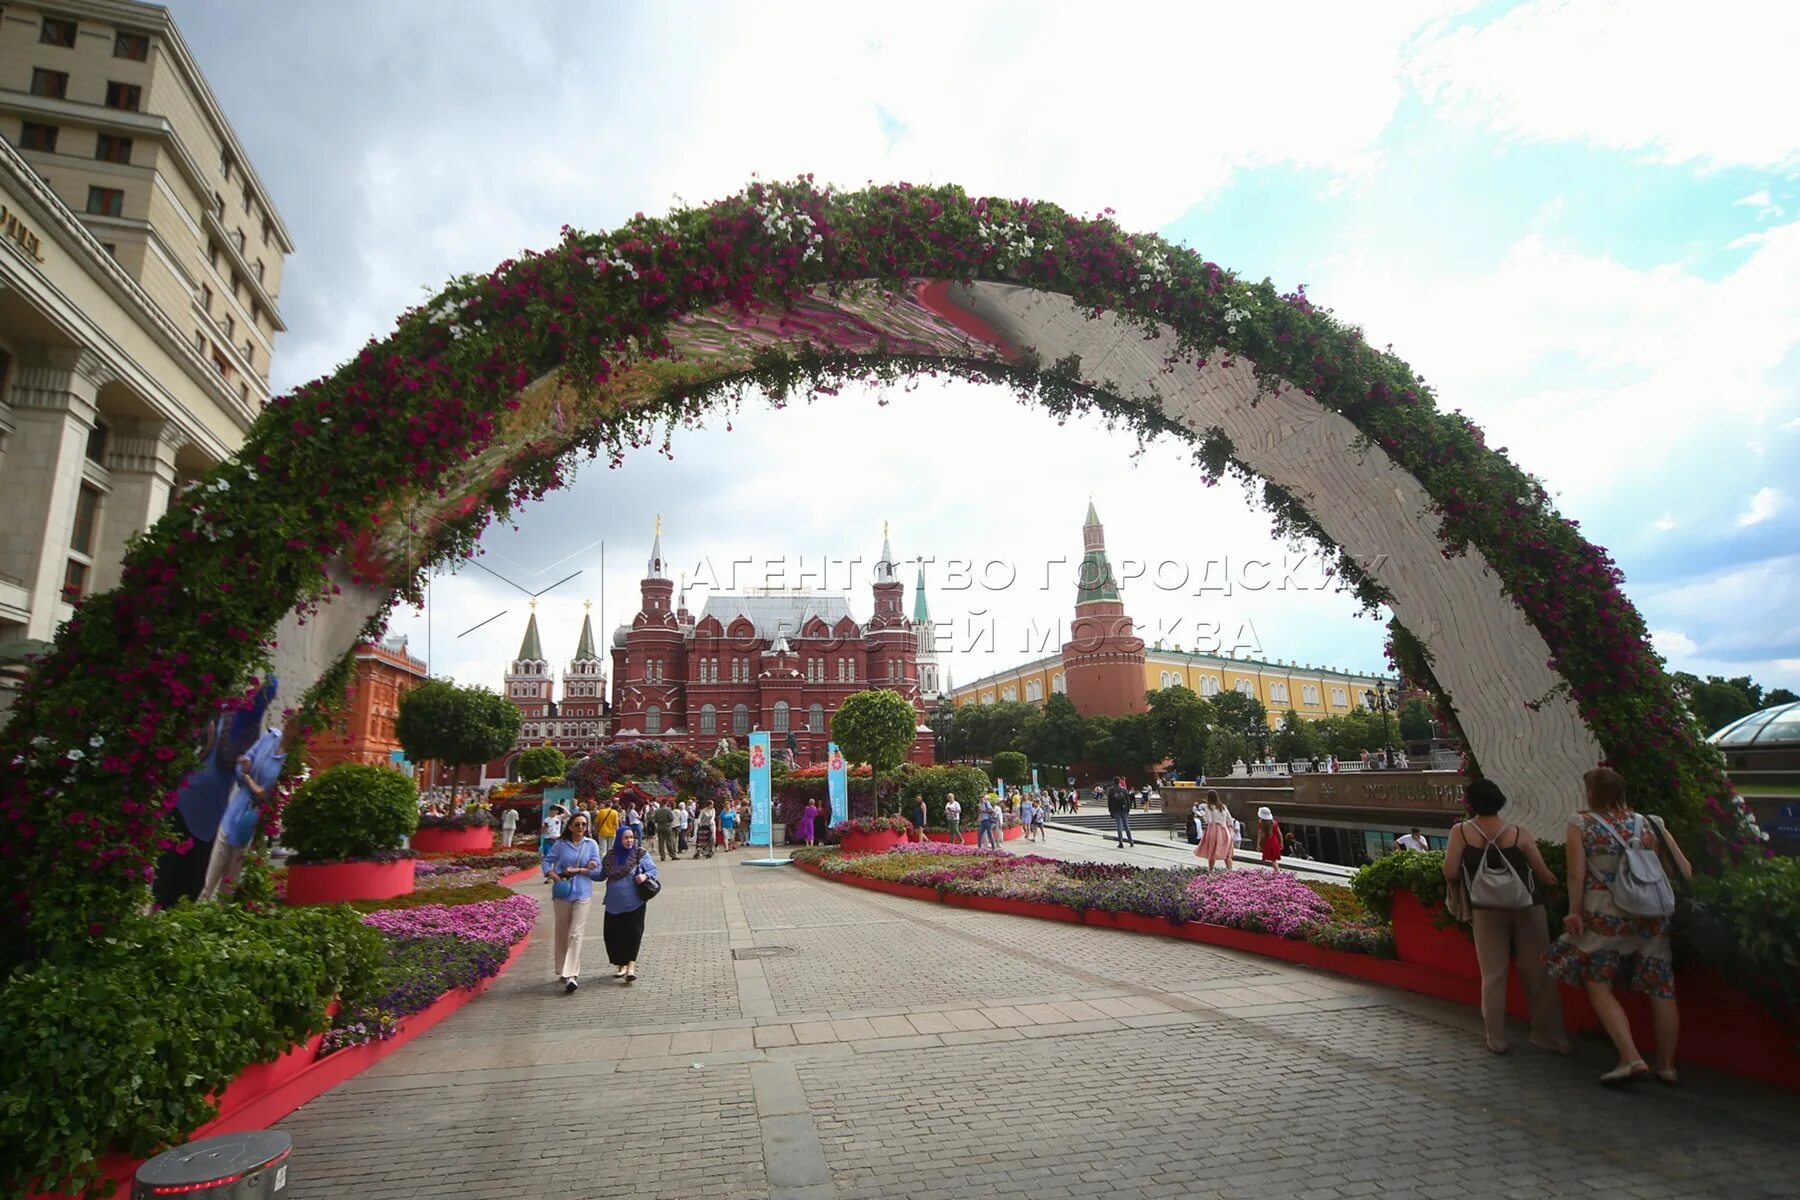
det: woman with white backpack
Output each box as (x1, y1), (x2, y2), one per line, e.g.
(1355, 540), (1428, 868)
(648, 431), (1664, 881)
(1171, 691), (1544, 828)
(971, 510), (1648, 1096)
(1442, 779), (1570, 1057)
(1543, 766), (1693, 1086)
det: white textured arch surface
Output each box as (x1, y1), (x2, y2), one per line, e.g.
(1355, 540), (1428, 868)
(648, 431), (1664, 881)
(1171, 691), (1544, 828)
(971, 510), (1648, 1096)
(952, 282), (1601, 836)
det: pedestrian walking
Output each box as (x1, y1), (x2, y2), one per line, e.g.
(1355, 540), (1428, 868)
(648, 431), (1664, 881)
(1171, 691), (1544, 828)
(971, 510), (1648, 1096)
(674, 801), (690, 854)
(1442, 779), (1569, 1057)
(1106, 777), (1136, 848)
(909, 793), (929, 843)
(1257, 806), (1283, 870)
(1396, 827), (1430, 852)
(499, 803), (519, 848)
(599, 826), (660, 984)
(795, 800), (819, 848)
(1019, 796), (1037, 842)
(1544, 766), (1692, 1085)
(1030, 797), (1048, 841)
(542, 811), (603, 993)
(1196, 791), (1234, 872)
(720, 801), (738, 851)
(943, 793), (962, 842)
(977, 794), (999, 850)
(653, 800), (677, 860)
(695, 802), (716, 857)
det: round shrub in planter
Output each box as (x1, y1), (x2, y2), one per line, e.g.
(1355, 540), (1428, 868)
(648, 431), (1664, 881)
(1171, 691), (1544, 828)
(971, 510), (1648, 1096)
(412, 805), (495, 854)
(284, 764), (419, 904)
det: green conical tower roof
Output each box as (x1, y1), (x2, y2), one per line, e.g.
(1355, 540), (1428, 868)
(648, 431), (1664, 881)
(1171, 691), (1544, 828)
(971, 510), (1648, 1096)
(1077, 500), (1121, 605)
(517, 607), (543, 661)
(912, 564), (931, 623)
(574, 601), (597, 660)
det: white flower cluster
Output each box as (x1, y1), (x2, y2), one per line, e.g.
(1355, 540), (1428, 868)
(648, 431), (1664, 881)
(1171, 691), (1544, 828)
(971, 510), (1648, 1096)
(584, 251), (640, 281)
(977, 217), (1036, 267)
(754, 196), (824, 262)
(1133, 245), (1173, 294)
(1223, 303), (1254, 334)
(425, 294), (485, 341)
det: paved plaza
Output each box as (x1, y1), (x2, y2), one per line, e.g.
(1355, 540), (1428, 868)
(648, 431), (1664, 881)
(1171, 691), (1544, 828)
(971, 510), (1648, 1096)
(276, 852), (1800, 1199)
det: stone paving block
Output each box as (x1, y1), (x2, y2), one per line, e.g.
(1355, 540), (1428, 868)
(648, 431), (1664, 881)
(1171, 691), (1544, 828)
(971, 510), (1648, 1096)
(791, 1020), (837, 1045)
(904, 1010), (957, 1035)
(752, 1023), (795, 1048)
(868, 1014), (916, 1037)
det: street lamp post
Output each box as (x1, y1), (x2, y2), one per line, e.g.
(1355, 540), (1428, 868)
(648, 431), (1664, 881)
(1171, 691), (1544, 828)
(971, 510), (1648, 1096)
(1365, 679), (1399, 768)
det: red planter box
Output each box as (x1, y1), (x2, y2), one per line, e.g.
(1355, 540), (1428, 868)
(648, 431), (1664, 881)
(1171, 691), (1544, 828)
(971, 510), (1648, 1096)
(838, 830), (907, 854)
(411, 825), (495, 855)
(925, 830), (979, 845)
(284, 858), (415, 905)
(498, 864), (540, 886)
(1002, 824), (1024, 842)
(1390, 890), (1479, 979)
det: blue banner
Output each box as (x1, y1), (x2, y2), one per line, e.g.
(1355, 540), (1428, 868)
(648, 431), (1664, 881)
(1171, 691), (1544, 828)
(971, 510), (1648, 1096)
(827, 742), (849, 827)
(749, 732), (772, 848)
(1031, 768), (1039, 794)
(997, 778), (1005, 804)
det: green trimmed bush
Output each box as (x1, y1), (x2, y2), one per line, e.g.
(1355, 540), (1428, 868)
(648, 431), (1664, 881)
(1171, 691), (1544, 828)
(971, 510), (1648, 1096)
(284, 763), (419, 864)
(0, 903), (382, 1199)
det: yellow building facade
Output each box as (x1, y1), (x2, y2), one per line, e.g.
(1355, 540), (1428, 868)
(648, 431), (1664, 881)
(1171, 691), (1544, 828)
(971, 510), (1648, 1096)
(947, 650), (1390, 728)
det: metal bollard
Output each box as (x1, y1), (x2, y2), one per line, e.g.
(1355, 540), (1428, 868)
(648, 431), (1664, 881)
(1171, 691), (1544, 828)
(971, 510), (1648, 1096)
(133, 1131), (292, 1197)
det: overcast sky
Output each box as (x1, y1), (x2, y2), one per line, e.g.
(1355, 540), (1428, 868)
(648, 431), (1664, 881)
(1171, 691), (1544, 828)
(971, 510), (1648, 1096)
(168, 0), (1800, 695)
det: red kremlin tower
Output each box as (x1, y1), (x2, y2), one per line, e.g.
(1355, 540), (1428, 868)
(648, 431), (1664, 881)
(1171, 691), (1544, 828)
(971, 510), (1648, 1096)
(1061, 500), (1146, 717)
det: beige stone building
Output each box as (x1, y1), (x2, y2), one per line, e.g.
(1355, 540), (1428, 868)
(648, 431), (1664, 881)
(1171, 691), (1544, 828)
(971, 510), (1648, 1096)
(0, 0), (290, 699)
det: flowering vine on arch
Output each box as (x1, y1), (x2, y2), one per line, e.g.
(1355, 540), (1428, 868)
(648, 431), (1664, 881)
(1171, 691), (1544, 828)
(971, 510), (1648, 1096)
(0, 177), (1759, 968)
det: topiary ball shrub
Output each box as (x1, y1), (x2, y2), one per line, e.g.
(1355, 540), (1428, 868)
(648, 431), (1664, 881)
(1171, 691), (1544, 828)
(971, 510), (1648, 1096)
(284, 764), (419, 864)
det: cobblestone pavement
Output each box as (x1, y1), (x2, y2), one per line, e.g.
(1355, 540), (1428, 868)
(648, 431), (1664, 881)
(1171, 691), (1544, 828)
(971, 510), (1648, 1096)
(275, 850), (1800, 1199)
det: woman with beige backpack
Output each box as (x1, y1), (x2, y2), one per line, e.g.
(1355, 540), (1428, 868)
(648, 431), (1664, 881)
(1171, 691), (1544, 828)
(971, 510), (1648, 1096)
(1442, 778), (1570, 1057)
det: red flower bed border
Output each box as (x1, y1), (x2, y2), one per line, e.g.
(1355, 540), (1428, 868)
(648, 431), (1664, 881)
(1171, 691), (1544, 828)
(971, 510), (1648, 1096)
(29, 933), (532, 1200)
(795, 862), (1799, 1090)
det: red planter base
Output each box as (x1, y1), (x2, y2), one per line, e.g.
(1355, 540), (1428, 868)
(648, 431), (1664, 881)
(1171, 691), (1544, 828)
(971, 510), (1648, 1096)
(498, 865), (540, 886)
(1390, 890), (1479, 979)
(411, 825), (495, 854)
(925, 830), (979, 844)
(1002, 824), (1024, 842)
(284, 857), (415, 905)
(838, 830), (907, 854)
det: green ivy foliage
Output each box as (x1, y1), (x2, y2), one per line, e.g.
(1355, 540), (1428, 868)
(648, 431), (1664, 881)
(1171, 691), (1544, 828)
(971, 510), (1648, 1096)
(284, 763), (420, 864)
(0, 903), (381, 1200)
(1692, 857), (1800, 1025)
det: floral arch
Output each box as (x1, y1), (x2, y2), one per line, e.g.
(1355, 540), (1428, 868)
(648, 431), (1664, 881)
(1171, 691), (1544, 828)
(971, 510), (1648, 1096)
(0, 178), (1757, 961)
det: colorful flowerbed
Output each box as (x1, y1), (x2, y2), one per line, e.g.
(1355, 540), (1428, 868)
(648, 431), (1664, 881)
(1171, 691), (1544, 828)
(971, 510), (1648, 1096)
(805, 848), (1391, 955)
(413, 846), (539, 889)
(322, 889), (537, 1055)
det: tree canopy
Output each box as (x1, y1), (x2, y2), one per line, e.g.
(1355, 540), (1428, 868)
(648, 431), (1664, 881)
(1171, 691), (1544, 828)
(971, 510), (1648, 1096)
(1144, 686), (1212, 777)
(830, 689), (919, 772)
(394, 680), (520, 797)
(515, 743), (567, 782)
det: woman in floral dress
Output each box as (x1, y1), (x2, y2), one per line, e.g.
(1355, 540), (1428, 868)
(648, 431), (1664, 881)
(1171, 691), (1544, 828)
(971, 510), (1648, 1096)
(1543, 766), (1692, 1086)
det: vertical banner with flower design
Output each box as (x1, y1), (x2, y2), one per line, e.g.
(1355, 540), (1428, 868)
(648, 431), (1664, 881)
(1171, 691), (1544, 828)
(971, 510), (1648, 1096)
(748, 732), (771, 849)
(827, 743), (848, 827)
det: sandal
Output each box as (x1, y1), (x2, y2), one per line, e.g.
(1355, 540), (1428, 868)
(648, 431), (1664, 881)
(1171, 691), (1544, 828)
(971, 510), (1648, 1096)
(1600, 1060), (1650, 1086)
(1654, 1068), (1680, 1086)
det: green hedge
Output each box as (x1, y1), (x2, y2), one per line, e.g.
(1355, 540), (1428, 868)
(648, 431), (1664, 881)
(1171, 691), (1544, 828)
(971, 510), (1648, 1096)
(0, 903), (382, 1199)
(284, 763), (419, 864)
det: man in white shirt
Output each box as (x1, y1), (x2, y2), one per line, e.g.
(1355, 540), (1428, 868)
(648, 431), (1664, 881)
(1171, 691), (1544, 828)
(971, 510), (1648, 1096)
(675, 802), (691, 854)
(1395, 827), (1430, 852)
(943, 794), (962, 842)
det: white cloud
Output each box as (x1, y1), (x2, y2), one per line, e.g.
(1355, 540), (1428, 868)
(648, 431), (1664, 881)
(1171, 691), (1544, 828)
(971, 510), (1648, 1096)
(1737, 487), (1783, 527)
(1652, 515), (1677, 532)
(1651, 629), (1698, 657)
(1736, 190), (1774, 209)
(1407, 1), (1800, 170)
(1306, 220), (1800, 508)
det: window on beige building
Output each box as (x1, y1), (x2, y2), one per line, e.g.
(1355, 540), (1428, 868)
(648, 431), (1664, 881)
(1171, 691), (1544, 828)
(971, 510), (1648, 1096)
(30, 69), (69, 99)
(1270, 682), (1289, 703)
(20, 123), (58, 152)
(40, 18), (78, 47)
(95, 134), (132, 164)
(86, 186), (124, 217)
(1332, 686), (1348, 707)
(114, 32), (150, 61)
(1302, 684), (1321, 705)
(104, 82), (142, 111)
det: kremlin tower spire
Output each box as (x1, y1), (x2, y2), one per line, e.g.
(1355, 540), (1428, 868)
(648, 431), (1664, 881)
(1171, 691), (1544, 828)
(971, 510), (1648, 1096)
(504, 600), (552, 720)
(913, 562), (940, 700)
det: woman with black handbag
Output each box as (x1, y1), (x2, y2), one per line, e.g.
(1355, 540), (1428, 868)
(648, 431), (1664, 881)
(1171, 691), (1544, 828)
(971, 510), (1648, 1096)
(599, 825), (661, 984)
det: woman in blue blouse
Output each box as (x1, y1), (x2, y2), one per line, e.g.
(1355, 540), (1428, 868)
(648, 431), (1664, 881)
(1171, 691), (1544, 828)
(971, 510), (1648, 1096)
(542, 811), (604, 993)
(599, 825), (659, 983)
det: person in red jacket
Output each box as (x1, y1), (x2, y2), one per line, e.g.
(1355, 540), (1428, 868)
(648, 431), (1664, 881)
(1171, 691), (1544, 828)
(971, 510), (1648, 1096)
(1257, 805), (1284, 870)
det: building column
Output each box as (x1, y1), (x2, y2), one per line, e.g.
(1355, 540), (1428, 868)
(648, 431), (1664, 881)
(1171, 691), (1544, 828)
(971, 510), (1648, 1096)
(92, 418), (187, 593)
(0, 348), (115, 642)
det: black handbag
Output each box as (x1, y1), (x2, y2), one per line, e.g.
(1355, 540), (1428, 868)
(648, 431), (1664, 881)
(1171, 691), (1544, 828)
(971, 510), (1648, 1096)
(1645, 816), (1733, 965)
(634, 853), (661, 902)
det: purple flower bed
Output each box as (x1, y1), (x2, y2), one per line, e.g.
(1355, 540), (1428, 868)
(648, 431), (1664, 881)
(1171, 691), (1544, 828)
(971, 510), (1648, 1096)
(413, 861), (473, 878)
(327, 894), (538, 1054)
(808, 848), (1395, 955)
